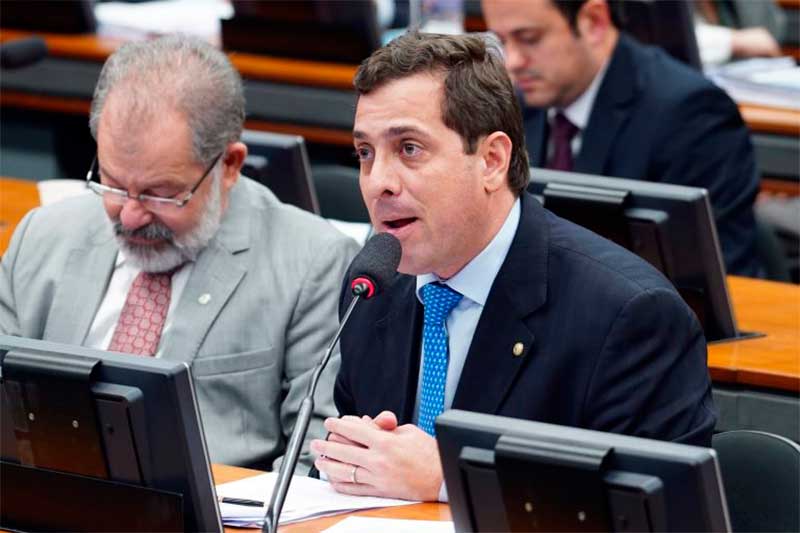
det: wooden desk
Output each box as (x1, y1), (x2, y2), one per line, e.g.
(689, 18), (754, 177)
(212, 464), (450, 532)
(709, 276), (800, 392)
(0, 177), (39, 254)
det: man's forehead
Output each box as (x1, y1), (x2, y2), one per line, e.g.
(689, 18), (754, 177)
(99, 100), (191, 155)
(483, 0), (559, 30)
(354, 74), (445, 134)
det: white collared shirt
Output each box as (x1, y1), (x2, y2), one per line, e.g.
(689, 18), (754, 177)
(547, 59), (611, 161)
(84, 251), (193, 356)
(413, 197), (521, 423)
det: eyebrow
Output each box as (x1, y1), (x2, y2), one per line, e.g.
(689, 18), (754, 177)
(97, 163), (121, 185)
(353, 125), (431, 141)
(98, 164), (177, 192)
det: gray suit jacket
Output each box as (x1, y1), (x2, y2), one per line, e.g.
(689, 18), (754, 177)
(0, 176), (360, 471)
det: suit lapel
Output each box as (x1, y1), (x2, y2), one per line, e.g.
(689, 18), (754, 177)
(159, 180), (251, 364)
(575, 35), (638, 175)
(452, 194), (549, 413)
(524, 106), (549, 168)
(374, 278), (423, 424)
(44, 224), (117, 345)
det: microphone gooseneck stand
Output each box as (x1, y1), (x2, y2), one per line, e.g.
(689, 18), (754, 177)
(261, 292), (364, 533)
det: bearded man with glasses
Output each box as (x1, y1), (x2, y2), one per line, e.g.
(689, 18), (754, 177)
(0, 35), (360, 472)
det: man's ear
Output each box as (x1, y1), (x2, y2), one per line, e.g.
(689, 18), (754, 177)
(479, 131), (513, 194)
(221, 141), (247, 192)
(576, 0), (614, 45)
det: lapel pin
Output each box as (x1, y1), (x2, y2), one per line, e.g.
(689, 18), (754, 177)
(512, 342), (525, 357)
(198, 293), (212, 305)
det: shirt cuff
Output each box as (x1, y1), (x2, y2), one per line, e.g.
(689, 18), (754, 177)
(438, 481), (449, 503)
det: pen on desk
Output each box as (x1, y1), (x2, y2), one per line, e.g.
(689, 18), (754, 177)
(219, 496), (265, 507)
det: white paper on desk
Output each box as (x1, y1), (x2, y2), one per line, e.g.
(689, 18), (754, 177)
(708, 57), (800, 109)
(323, 516), (455, 533)
(95, 0), (233, 40)
(216, 472), (418, 527)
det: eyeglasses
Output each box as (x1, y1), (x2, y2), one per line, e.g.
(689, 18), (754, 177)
(85, 152), (223, 212)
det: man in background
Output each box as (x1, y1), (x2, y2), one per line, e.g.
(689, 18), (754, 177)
(312, 31), (715, 502)
(482, 0), (762, 277)
(0, 35), (359, 472)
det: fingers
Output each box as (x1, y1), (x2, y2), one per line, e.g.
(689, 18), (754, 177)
(324, 416), (386, 448)
(315, 456), (375, 486)
(372, 410), (398, 430)
(311, 437), (371, 467)
(327, 431), (365, 447)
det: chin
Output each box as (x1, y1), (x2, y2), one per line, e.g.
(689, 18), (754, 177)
(118, 238), (187, 273)
(522, 90), (558, 109)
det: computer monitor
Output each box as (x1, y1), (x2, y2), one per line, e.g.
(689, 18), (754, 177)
(221, 0), (381, 63)
(0, 0), (97, 34)
(616, 0), (702, 70)
(0, 335), (222, 533)
(527, 168), (738, 342)
(241, 129), (321, 215)
(437, 409), (731, 533)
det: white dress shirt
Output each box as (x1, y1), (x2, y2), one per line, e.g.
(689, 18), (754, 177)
(413, 198), (521, 501)
(546, 59), (611, 162)
(84, 251), (192, 356)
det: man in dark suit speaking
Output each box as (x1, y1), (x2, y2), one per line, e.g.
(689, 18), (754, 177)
(311, 32), (715, 502)
(482, 0), (762, 277)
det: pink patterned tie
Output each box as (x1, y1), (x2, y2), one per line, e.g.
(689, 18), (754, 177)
(107, 271), (173, 356)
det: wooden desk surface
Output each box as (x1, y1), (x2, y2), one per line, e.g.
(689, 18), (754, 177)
(0, 177), (39, 254)
(1, 29), (798, 138)
(212, 464), (450, 532)
(708, 276), (800, 392)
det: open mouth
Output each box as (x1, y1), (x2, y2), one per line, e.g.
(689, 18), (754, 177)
(384, 217), (417, 230)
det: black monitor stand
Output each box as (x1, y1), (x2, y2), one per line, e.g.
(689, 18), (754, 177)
(1, 350), (183, 532)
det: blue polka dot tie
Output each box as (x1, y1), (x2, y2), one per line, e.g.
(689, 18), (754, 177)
(419, 282), (463, 436)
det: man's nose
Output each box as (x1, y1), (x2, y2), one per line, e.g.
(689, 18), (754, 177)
(504, 41), (526, 72)
(117, 198), (154, 230)
(364, 153), (402, 199)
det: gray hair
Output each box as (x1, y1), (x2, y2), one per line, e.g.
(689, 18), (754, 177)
(89, 35), (245, 165)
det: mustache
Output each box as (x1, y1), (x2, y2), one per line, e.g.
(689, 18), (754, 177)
(513, 68), (545, 81)
(113, 220), (174, 242)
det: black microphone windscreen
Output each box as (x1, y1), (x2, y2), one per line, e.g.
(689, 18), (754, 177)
(349, 233), (402, 295)
(0, 37), (47, 69)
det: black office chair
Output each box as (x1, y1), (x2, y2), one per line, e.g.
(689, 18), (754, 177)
(713, 430), (800, 532)
(755, 213), (791, 282)
(311, 164), (370, 223)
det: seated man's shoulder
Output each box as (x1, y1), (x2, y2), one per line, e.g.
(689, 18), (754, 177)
(545, 210), (677, 302)
(239, 177), (359, 257)
(629, 36), (733, 108)
(14, 192), (106, 247)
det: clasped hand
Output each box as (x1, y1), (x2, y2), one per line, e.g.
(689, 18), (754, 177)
(310, 411), (443, 501)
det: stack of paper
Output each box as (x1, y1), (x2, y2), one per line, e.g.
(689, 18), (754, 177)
(323, 516), (455, 532)
(216, 473), (418, 528)
(95, 0), (233, 40)
(708, 57), (800, 110)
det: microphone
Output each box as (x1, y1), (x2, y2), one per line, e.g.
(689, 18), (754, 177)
(350, 232), (403, 299)
(0, 37), (47, 69)
(262, 232), (401, 533)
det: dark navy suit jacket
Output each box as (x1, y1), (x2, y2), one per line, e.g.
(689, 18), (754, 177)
(524, 34), (761, 277)
(335, 194), (716, 447)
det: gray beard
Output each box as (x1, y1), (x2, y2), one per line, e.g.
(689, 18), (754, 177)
(112, 172), (223, 273)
